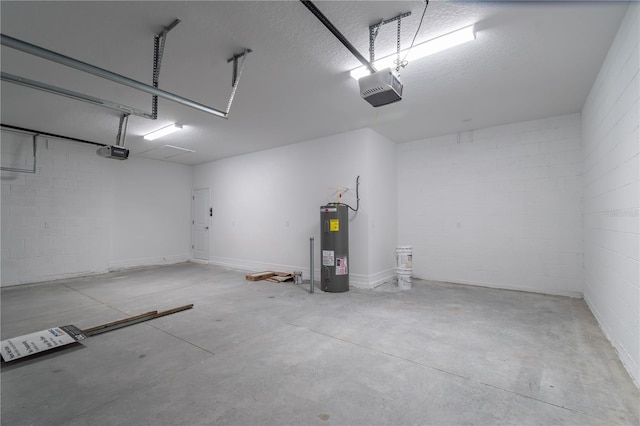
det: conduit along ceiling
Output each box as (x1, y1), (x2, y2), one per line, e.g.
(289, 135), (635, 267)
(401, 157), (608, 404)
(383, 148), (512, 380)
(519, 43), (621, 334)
(0, 1), (628, 165)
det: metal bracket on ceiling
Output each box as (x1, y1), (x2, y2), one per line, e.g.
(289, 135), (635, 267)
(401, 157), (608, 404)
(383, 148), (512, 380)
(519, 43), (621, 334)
(368, 12), (411, 65)
(115, 113), (130, 147)
(152, 19), (181, 119)
(225, 48), (251, 115)
(227, 49), (252, 87)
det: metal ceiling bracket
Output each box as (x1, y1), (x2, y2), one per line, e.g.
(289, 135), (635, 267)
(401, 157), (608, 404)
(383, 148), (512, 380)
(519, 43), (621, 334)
(152, 19), (181, 119)
(115, 114), (130, 147)
(368, 12), (411, 67)
(225, 49), (251, 115)
(227, 49), (252, 87)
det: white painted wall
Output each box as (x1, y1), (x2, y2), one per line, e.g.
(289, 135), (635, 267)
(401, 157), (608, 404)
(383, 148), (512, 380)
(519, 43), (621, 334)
(364, 131), (398, 284)
(398, 114), (583, 297)
(582, 3), (639, 387)
(1, 137), (192, 286)
(192, 128), (397, 288)
(109, 155), (192, 269)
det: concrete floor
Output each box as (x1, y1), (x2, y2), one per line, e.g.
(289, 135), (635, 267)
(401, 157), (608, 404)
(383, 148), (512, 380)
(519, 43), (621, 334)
(1, 263), (638, 426)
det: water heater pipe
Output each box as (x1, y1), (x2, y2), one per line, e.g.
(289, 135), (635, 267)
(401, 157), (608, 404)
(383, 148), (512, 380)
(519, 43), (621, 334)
(309, 237), (315, 294)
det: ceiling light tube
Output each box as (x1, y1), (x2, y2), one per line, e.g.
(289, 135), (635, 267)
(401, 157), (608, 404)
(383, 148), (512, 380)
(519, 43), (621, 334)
(350, 25), (476, 80)
(143, 123), (183, 140)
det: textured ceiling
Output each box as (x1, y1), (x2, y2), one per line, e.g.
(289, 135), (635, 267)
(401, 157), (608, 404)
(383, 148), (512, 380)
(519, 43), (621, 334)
(0, 1), (629, 165)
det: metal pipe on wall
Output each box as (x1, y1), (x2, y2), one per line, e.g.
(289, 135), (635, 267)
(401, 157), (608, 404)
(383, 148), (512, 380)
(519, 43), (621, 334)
(310, 237), (315, 294)
(1, 33), (228, 119)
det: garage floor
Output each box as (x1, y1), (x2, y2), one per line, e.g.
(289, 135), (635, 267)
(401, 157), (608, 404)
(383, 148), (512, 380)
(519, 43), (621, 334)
(1, 262), (638, 425)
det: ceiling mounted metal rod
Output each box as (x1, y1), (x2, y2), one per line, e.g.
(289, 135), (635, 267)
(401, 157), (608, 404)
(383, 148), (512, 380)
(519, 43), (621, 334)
(1, 33), (228, 119)
(1, 124), (107, 147)
(299, 1), (377, 74)
(1, 72), (155, 119)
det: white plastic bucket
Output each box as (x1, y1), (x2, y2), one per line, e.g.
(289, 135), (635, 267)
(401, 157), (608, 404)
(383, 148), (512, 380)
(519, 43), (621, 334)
(396, 267), (412, 290)
(395, 246), (413, 269)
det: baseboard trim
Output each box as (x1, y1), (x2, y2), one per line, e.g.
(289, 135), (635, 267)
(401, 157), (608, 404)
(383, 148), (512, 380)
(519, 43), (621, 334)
(208, 256), (395, 289)
(584, 296), (640, 389)
(412, 273), (583, 298)
(109, 254), (190, 271)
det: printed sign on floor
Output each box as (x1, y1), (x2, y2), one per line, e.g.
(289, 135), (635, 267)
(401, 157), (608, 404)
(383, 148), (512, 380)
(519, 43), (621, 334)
(1, 325), (86, 362)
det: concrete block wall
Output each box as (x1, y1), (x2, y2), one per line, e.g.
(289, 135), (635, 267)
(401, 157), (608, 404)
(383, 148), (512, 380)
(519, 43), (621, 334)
(2, 137), (111, 285)
(581, 3), (639, 387)
(193, 128), (398, 288)
(398, 114), (583, 297)
(1, 136), (192, 286)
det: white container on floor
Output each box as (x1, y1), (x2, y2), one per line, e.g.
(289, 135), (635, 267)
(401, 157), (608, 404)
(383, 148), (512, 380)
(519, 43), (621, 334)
(395, 246), (412, 269)
(396, 267), (412, 289)
(395, 246), (413, 289)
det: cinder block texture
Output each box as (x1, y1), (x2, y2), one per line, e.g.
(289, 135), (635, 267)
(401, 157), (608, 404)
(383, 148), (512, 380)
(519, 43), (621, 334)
(398, 114), (583, 297)
(1, 138), (192, 286)
(581, 4), (639, 388)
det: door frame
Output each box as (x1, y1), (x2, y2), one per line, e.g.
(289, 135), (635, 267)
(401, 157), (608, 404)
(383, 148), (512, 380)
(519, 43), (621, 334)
(191, 187), (210, 262)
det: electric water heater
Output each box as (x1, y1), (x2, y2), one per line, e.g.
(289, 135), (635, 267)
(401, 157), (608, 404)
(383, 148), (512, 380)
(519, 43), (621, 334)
(320, 204), (349, 292)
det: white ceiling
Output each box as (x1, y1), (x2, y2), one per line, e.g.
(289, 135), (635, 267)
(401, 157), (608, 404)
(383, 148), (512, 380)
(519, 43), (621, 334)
(0, 1), (629, 165)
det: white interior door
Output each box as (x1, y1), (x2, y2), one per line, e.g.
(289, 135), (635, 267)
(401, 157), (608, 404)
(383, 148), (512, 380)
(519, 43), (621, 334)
(192, 188), (210, 261)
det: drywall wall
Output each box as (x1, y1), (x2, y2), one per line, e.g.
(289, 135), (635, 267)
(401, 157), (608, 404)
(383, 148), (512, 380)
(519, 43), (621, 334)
(1, 136), (192, 286)
(398, 114), (583, 297)
(192, 128), (397, 288)
(582, 3), (639, 387)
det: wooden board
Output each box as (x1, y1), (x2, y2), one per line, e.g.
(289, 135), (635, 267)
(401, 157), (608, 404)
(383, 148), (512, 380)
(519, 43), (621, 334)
(266, 272), (294, 283)
(245, 271), (276, 281)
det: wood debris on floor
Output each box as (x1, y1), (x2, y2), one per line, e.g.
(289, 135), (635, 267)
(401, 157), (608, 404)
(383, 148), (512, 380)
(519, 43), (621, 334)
(245, 271), (294, 283)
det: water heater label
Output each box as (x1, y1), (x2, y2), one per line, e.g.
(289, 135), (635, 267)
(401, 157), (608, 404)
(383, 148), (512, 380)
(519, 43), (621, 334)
(336, 257), (348, 275)
(330, 219), (339, 232)
(322, 250), (335, 266)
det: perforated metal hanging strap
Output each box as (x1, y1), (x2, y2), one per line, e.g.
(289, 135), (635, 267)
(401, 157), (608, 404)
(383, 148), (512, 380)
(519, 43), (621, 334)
(152, 19), (181, 119)
(115, 113), (130, 147)
(225, 49), (251, 115)
(396, 19), (401, 72)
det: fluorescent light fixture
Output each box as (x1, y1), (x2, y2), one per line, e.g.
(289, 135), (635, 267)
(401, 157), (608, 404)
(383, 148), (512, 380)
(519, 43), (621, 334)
(143, 123), (183, 140)
(350, 25), (476, 80)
